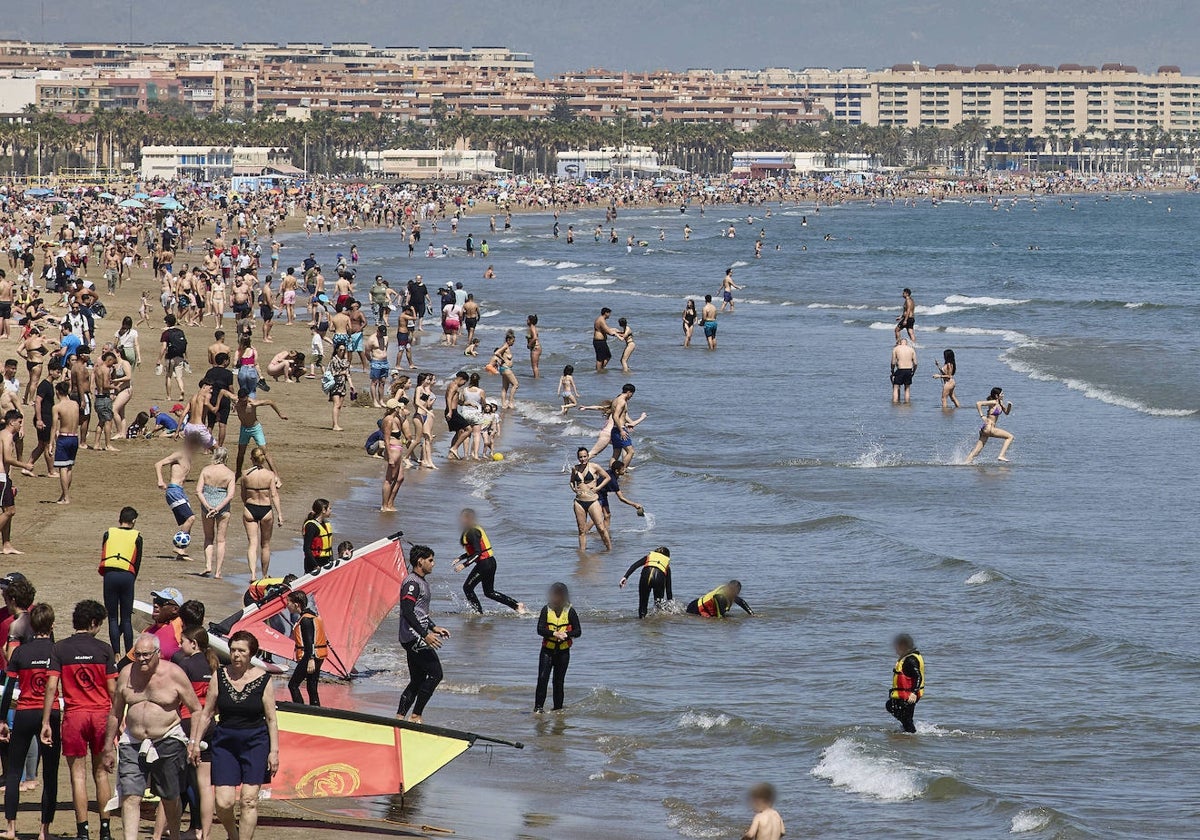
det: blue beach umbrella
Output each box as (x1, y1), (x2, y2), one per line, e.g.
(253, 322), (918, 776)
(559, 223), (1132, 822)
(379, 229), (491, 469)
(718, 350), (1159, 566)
(119, 198), (145, 208)
(23, 187), (52, 197)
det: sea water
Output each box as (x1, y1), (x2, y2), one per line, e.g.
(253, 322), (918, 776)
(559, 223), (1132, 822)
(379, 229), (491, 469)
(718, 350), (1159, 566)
(263, 194), (1199, 839)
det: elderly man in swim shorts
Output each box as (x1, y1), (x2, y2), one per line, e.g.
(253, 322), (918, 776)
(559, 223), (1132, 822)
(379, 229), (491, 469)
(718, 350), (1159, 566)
(103, 633), (200, 840)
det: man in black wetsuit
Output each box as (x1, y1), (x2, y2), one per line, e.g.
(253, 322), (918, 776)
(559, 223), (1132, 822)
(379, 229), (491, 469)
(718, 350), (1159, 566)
(618, 546), (673, 619)
(454, 508), (525, 615)
(397, 545), (449, 724)
(886, 633), (925, 734)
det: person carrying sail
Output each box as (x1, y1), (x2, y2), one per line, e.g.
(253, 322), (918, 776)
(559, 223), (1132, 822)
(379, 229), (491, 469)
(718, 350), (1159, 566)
(397, 545), (450, 724)
(886, 633), (924, 734)
(453, 508), (525, 615)
(618, 546), (673, 619)
(534, 583), (581, 714)
(685, 581), (754, 618)
(286, 591), (326, 706)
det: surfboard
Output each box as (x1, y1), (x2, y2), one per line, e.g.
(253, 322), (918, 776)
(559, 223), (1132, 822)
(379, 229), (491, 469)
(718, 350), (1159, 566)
(133, 600), (288, 674)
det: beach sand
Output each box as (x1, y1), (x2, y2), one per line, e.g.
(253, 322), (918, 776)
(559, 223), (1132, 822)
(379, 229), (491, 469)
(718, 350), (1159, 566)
(4, 216), (409, 838)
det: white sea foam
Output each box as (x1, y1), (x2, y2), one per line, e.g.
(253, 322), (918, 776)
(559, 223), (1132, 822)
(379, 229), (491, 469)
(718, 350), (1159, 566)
(677, 711), (732, 731)
(941, 326), (1032, 345)
(868, 321), (895, 330)
(965, 570), (1001, 586)
(516, 258), (553, 267)
(729, 260), (750, 268)
(811, 738), (925, 801)
(848, 443), (903, 468)
(808, 303), (871, 310)
(944, 295), (1030, 306)
(558, 272), (616, 286)
(1003, 352), (1198, 417)
(914, 304), (969, 316)
(1123, 302), (1147, 309)
(480, 309), (501, 318)
(1010, 809), (1052, 833)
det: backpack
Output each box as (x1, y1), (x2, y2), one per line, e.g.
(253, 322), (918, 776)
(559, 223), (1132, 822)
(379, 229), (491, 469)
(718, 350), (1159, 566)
(165, 328), (187, 359)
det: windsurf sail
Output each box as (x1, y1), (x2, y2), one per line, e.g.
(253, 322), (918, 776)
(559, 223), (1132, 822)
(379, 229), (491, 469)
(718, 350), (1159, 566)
(269, 702), (523, 799)
(230, 531), (406, 678)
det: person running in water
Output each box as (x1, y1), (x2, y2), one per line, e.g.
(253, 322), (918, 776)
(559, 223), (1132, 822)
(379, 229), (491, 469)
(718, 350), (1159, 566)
(396, 545), (449, 724)
(686, 580), (754, 618)
(618, 546), (673, 619)
(533, 582), (581, 714)
(886, 633), (924, 734)
(454, 508), (525, 614)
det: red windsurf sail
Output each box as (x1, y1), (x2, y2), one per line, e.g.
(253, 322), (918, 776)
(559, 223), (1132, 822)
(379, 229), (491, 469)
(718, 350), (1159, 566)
(231, 532), (406, 677)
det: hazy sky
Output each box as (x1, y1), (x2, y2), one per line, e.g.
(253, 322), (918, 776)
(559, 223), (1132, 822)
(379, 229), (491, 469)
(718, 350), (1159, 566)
(2, 0), (1196, 75)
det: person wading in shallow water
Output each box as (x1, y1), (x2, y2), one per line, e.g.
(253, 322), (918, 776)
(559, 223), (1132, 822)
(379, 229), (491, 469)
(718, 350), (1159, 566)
(885, 633), (924, 734)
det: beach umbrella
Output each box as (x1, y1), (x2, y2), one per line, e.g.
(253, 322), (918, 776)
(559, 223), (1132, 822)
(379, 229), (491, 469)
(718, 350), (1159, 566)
(119, 198), (145, 208)
(132, 192), (150, 200)
(23, 187), (52, 197)
(99, 192), (118, 200)
(157, 198), (181, 210)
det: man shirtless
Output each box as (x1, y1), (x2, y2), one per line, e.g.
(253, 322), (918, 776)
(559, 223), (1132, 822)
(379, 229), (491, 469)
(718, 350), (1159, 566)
(0, 270), (13, 339)
(701, 295), (719, 350)
(102, 633), (200, 840)
(207, 329), (231, 367)
(461, 295), (480, 345)
(70, 352), (94, 445)
(444, 371), (471, 459)
(154, 438), (198, 559)
(216, 387), (287, 477)
(720, 268), (743, 313)
(333, 272), (354, 312)
(51, 380), (81, 504)
(894, 287), (916, 342)
(329, 308), (352, 354)
(90, 352), (120, 452)
(365, 325), (390, 407)
(0, 411), (32, 554)
(891, 338), (918, 404)
(609, 383), (644, 471)
(592, 308), (618, 373)
(181, 382), (220, 450)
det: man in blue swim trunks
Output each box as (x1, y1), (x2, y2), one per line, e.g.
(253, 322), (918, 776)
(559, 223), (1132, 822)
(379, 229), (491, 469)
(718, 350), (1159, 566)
(701, 295), (719, 350)
(347, 300), (369, 372)
(214, 387), (288, 478)
(365, 324), (390, 407)
(154, 436), (199, 558)
(608, 383), (644, 471)
(51, 379), (81, 504)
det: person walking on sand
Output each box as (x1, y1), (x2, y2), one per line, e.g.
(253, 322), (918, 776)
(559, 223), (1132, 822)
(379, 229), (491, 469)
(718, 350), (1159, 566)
(0, 410), (32, 555)
(99, 506), (143, 655)
(886, 633), (925, 734)
(894, 287), (916, 343)
(454, 508), (525, 614)
(196, 447), (236, 579)
(533, 582), (580, 714)
(891, 338), (917, 404)
(965, 386), (1015, 463)
(396, 545), (450, 724)
(933, 349), (960, 409)
(51, 380), (81, 504)
(240, 447), (283, 578)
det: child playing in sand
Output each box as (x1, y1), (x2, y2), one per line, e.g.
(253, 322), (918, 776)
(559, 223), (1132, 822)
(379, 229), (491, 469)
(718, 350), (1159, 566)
(558, 365), (579, 414)
(741, 783), (785, 840)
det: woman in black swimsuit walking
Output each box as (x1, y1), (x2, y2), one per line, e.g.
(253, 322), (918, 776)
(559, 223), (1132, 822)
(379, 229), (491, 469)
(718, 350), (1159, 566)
(240, 447), (282, 577)
(682, 299), (697, 347)
(569, 447), (612, 552)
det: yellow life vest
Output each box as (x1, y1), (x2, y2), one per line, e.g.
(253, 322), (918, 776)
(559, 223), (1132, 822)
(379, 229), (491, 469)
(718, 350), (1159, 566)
(304, 518), (333, 561)
(890, 651), (925, 701)
(247, 576), (287, 603)
(461, 525), (494, 561)
(645, 551), (670, 574)
(543, 604), (574, 650)
(98, 526), (141, 575)
(697, 586), (726, 618)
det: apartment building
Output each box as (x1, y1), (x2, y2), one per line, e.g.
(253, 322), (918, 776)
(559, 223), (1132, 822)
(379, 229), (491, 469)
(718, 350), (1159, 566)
(36, 74), (182, 112)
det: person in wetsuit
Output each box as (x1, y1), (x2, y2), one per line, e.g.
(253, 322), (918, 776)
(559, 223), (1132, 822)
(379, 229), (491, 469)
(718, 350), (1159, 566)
(533, 582), (581, 713)
(686, 580), (754, 618)
(396, 545), (449, 724)
(619, 546), (673, 619)
(286, 591), (326, 706)
(454, 508), (525, 614)
(886, 633), (925, 734)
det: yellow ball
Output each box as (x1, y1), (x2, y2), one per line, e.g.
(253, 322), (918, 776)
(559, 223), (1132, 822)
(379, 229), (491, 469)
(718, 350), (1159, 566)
(492, 453), (505, 461)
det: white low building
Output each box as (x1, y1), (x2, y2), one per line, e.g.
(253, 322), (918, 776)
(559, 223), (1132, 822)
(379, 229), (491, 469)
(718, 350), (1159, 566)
(732, 150), (873, 177)
(0, 75), (36, 116)
(365, 148), (506, 179)
(556, 146), (660, 179)
(140, 145), (298, 181)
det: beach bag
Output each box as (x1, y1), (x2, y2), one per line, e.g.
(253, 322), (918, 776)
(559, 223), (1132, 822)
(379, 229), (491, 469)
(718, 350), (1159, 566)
(320, 370), (335, 394)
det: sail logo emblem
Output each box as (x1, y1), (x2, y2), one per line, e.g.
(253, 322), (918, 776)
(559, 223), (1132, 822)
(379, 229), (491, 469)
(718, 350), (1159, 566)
(295, 763), (362, 797)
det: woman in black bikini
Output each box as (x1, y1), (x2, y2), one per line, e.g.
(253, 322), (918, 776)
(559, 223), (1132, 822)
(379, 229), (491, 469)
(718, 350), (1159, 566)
(240, 447), (282, 578)
(569, 447), (612, 552)
(682, 299), (697, 347)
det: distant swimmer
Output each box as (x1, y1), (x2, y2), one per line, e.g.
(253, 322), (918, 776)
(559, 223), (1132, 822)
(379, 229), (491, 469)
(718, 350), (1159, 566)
(894, 287), (916, 342)
(396, 545), (449, 724)
(720, 269), (743, 313)
(964, 386), (1014, 463)
(686, 581), (753, 618)
(886, 633), (924, 734)
(619, 546), (672, 619)
(741, 782), (786, 840)
(454, 508), (525, 614)
(890, 338), (917, 405)
(933, 349), (960, 409)
(534, 582), (580, 714)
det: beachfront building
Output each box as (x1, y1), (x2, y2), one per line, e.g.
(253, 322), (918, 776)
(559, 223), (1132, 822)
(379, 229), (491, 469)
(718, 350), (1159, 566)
(556, 147), (661, 179)
(140, 145), (298, 181)
(731, 151), (874, 177)
(364, 148), (507, 180)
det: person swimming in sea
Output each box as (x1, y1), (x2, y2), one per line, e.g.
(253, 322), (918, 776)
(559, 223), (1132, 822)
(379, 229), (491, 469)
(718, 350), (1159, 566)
(964, 386), (1014, 463)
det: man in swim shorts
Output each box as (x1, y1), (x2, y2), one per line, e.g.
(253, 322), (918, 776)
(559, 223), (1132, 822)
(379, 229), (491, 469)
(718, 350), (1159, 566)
(894, 287), (916, 342)
(216, 386), (288, 477)
(51, 379), (81, 504)
(592, 308), (617, 372)
(154, 438), (198, 558)
(701, 295), (719, 350)
(890, 338), (918, 404)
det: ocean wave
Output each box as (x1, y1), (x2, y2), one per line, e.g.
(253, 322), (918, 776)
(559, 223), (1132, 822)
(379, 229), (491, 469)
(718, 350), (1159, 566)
(1003, 352), (1199, 417)
(808, 302), (872, 310)
(588, 770), (641, 783)
(677, 711), (733, 731)
(940, 326), (1032, 345)
(480, 309), (501, 318)
(811, 738), (925, 801)
(966, 569), (1003, 585)
(729, 260), (750, 268)
(663, 798), (728, 839)
(555, 260), (583, 269)
(1010, 809), (1052, 833)
(944, 295), (1031, 306)
(557, 272), (616, 286)
(914, 304), (969, 316)
(516, 257), (554, 267)
(545, 285), (677, 300)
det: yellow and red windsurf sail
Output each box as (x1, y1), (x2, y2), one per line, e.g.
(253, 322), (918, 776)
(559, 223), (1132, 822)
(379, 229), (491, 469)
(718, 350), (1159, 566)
(232, 532), (406, 678)
(269, 703), (523, 799)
